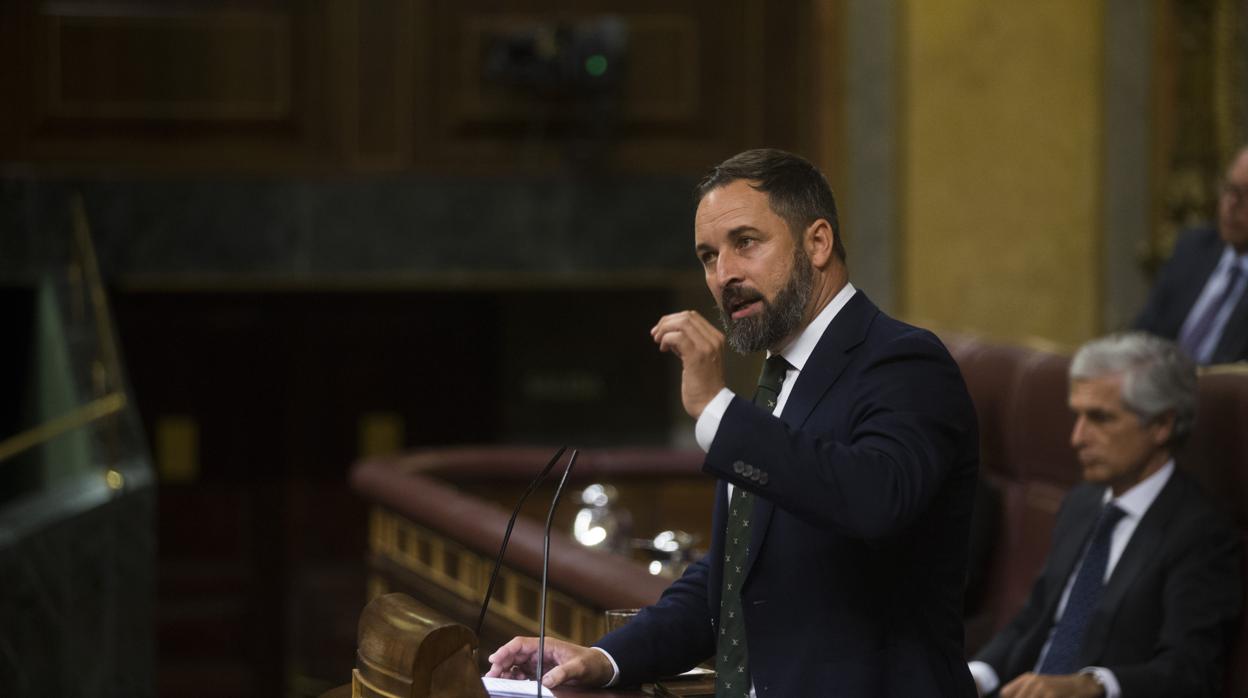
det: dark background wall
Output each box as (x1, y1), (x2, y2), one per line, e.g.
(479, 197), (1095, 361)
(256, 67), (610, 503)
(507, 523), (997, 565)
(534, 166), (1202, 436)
(0, 1), (827, 695)
(1, 174), (697, 278)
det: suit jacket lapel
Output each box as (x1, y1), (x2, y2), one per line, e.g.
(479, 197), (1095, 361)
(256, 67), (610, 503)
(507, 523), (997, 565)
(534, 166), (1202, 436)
(780, 292), (875, 431)
(1168, 237), (1228, 332)
(1214, 287), (1248, 362)
(743, 291), (876, 583)
(1079, 474), (1183, 665)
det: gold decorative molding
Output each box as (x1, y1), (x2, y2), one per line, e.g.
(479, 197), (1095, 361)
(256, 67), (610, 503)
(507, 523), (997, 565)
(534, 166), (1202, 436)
(1150, 0), (1246, 274)
(368, 508), (606, 644)
(0, 392), (126, 464)
(358, 413), (405, 459)
(366, 574), (392, 604)
(1201, 363), (1248, 376)
(155, 415), (200, 483)
(1211, 0), (1245, 164)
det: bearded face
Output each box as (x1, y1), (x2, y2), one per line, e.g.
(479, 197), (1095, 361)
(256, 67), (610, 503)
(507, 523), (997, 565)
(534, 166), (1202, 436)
(717, 243), (815, 354)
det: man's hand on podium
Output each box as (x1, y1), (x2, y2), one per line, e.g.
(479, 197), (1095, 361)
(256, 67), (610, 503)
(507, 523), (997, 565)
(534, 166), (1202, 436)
(486, 637), (614, 688)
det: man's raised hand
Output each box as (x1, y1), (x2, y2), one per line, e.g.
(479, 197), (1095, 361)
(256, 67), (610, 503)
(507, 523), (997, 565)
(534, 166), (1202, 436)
(651, 310), (727, 418)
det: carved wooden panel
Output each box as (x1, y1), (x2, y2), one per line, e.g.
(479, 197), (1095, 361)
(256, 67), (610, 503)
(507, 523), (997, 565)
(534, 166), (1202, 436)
(2, 1), (329, 170)
(416, 0), (807, 173)
(332, 0), (417, 169)
(46, 13), (291, 121)
(1149, 0), (1247, 272)
(0, 0), (826, 174)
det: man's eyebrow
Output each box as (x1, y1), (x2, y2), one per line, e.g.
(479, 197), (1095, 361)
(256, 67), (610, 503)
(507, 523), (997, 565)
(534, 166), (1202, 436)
(725, 225), (759, 239)
(694, 226), (760, 254)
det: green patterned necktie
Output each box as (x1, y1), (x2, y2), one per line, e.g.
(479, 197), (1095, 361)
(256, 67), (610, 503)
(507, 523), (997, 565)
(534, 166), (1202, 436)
(715, 354), (790, 698)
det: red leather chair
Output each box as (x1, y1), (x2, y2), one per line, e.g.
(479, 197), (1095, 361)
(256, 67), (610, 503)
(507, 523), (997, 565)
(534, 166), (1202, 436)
(1180, 367), (1248, 697)
(947, 334), (1248, 698)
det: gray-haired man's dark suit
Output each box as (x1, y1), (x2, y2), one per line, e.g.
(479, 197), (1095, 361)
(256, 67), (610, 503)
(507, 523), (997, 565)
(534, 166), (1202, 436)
(974, 469), (1241, 698)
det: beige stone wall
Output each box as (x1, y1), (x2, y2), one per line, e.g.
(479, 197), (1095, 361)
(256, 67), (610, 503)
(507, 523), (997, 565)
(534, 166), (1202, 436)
(900, 0), (1104, 348)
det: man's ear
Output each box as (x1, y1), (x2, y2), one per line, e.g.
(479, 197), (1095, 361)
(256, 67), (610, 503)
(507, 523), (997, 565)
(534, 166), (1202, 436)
(1148, 410), (1176, 447)
(804, 219), (835, 268)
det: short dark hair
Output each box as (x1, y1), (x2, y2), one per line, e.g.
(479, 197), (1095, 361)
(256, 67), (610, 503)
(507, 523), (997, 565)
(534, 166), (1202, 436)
(695, 148), (845, 261)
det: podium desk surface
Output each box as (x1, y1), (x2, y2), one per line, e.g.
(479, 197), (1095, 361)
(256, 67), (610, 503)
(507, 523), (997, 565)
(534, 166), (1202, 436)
(511, 688), (646, 697)
(321, 683), (648, 697)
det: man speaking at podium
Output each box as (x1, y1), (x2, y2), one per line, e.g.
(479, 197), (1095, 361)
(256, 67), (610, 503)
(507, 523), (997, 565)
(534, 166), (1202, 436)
(487, 149), (980, 696)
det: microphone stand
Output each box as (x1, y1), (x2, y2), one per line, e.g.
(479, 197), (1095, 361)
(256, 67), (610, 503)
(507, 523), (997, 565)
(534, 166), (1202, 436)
(475, 446), (568, 640)
(536, 448), (578, 696)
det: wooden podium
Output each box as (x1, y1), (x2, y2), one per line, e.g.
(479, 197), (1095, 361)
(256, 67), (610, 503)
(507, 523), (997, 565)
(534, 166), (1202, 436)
(323, 592), (487, 698)
(343, 447), (713, 697)
(355, 593), (487, 697)
(323, 591), (651, 698)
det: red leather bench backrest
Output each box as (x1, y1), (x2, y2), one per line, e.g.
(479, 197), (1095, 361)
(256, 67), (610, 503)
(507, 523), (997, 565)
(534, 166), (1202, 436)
(1180, 369), (1248, 697)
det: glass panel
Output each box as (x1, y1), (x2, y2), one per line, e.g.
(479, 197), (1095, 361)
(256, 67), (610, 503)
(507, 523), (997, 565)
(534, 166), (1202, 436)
(0, 192), (156, 695)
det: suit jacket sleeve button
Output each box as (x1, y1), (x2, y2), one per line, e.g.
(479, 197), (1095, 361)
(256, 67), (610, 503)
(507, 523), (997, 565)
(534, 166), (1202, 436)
(760, 473), (769, 485)
(733, 460), (745, 474)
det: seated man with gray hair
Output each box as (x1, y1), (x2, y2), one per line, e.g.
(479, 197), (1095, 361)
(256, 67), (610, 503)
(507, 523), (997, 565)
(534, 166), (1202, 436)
(969, 332), (1242, 698)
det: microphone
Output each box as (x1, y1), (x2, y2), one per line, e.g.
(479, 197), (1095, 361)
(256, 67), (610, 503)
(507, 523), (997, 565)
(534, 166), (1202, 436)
(537, 448), (578, 695)
(475, 446), (568, 639)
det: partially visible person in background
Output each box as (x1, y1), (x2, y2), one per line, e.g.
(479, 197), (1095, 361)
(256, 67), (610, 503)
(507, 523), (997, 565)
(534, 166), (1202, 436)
(1134, 146), (1248, 364)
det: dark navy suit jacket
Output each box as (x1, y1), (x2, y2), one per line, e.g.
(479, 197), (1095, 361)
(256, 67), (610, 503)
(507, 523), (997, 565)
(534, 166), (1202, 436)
(974, 470), (1241, 698)
(596, 292), (980, 697)
(1133, 226), (1248, 363)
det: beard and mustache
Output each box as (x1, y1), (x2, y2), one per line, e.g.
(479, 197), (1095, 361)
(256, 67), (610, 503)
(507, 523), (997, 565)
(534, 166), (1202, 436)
(717, 244), (815, 354)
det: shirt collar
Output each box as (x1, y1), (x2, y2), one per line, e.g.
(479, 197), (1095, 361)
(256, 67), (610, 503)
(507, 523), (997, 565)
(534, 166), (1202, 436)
(1220, 245), (1248, 273)
(1102, 459), (1174, 520)
(768, 282), (857, 372)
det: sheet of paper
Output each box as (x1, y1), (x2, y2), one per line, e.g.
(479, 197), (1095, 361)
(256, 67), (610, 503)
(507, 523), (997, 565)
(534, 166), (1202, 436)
(677, 666), (714, 677)
(480, 676), (555, 697)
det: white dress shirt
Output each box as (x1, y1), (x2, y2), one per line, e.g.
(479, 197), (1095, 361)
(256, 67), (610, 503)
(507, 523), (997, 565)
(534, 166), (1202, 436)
(968, 461), (1176, 698)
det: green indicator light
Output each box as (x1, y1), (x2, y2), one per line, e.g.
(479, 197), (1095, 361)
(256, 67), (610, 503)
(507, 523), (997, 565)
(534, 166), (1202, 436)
(585, 54), (608, 77)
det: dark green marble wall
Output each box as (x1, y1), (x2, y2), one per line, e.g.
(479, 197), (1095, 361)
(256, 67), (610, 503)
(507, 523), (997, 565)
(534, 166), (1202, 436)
(1, 174), (700, 278)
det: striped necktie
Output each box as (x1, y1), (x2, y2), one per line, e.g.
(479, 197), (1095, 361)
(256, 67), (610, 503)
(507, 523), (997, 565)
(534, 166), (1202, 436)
(1180, 264), (1243, 361)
